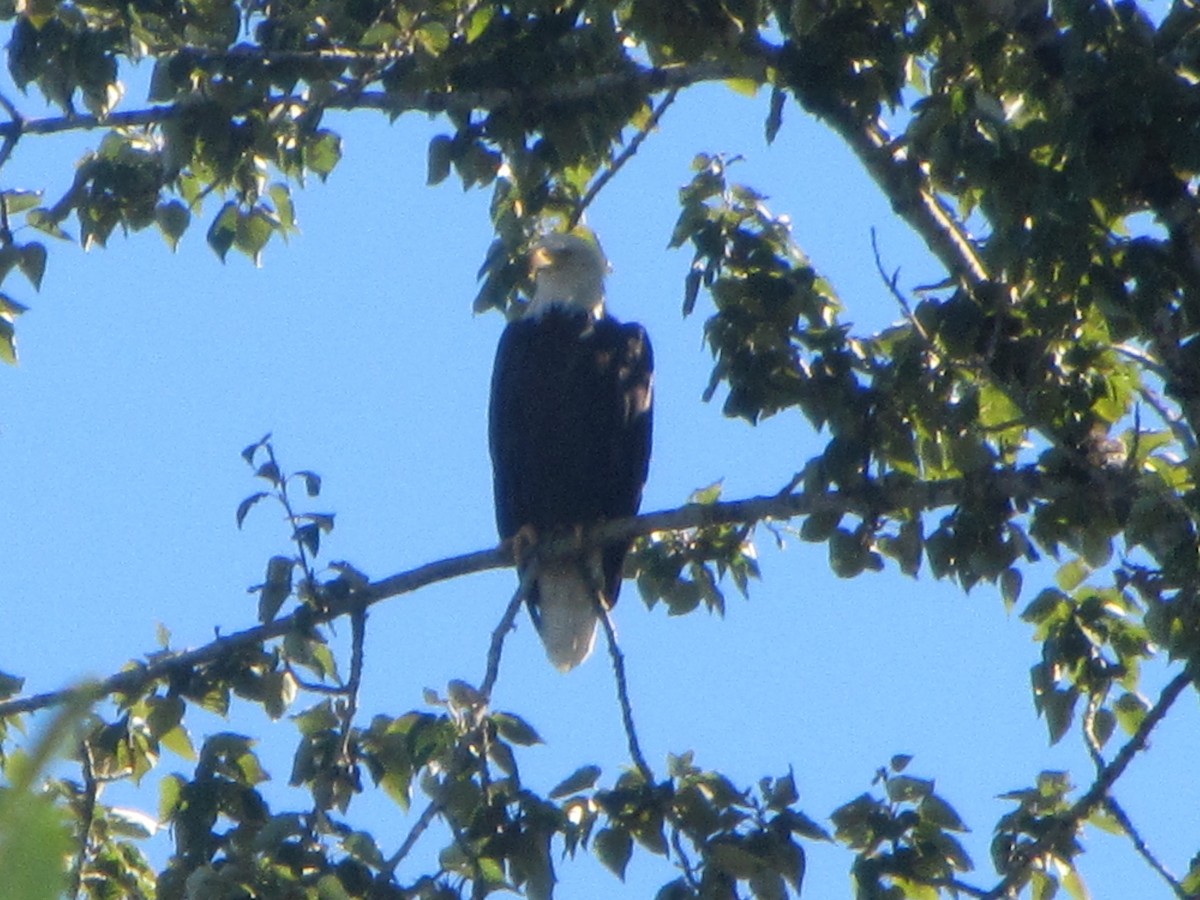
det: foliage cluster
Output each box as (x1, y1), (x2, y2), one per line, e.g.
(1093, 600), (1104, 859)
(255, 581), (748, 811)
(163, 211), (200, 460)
(1, 0), (1199, 898)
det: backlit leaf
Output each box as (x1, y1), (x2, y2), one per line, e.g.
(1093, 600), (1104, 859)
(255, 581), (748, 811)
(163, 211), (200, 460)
(550, 764), (601, 798)
(594, 827), (632, 880)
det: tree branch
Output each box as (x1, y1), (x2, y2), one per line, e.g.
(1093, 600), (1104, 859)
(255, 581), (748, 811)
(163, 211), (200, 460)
(67, 738), (99, 900)
(568, 87), (679, 231)
(0, 471), (1049, 720)
(1102, 796), (1188, 899)
(480, 565), (536, 699)
(379, 798), (442, 882)
(983, 670), (1194, 899)
(597, 604), (653, 783)
(0, 59), (747, 141)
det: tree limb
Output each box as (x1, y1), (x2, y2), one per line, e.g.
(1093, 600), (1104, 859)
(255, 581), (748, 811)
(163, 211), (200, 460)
(0, 471), (1047, 720)
(983, 670), (1194, 899)
(0, 59), (748, 141)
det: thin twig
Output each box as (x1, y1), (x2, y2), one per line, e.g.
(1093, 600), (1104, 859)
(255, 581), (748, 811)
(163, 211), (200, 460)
(1132, 381), (1197, 454)
(67, 739), (100, 900)
(1102, 796), (1188, 899)
(265, 443), (317, 583)
(670, 827), (701, 891)
(568, 88), (678, 231)
(337, 602), (367, 778)
(924, 876), (990, 898)
(379, 798), (442, 880)
(596, 602), (653, 783)
(871, 227), (929, 341)
(481, 563), (537, 699)
(0, 91), (23, 180)
(1082, 695), (1106, 773)
(285, 664), (351, 695)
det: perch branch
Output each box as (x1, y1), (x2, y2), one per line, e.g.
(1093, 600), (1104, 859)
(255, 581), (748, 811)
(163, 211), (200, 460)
(0, 470), (1048, 720)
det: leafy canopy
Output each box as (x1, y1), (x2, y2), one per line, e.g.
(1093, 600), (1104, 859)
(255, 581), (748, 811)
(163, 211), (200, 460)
(2, 0), (1200, 898)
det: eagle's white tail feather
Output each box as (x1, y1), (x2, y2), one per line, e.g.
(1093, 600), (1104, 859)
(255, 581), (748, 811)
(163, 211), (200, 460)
(536, 564), (601, 672)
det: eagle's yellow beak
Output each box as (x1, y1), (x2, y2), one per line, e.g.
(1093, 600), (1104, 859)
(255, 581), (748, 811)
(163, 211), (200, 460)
(529, 244), (557, 273)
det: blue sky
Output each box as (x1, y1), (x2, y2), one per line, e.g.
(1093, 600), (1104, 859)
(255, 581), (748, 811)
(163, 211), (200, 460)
(0, 27), (1195, 897)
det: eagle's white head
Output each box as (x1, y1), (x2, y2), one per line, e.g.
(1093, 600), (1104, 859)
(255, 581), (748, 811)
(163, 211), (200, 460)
(527, 233), (608, 319)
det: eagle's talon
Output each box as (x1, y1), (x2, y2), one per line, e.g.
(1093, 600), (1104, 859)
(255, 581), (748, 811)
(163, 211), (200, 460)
(511, 524), (539, 568)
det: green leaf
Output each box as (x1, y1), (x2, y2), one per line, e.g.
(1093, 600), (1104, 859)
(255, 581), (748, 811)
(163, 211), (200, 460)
(235, 209), (273, 264)
(305, 130), (342, 180)
(268, 183), (296, 235)
(360, 22), (400, 46)
(0, 670), (24, 700)
(1055, 558), (1090, 592)
(293, 700), (339, 736)
(1060, 861), (1090, 900)
(492, 712), (543, 746)
(236, 491), (269, 528)
(0, 189), (43, 215)
(160, 725), (197, 760)
(1000, 567), (1022, 611)
(765, 86), (785, 144)
(920, 793), (967, 831)
(800, 510), (842, 542)
(595, 826), (632, 880)
(549, 764), (601, 799)
(1113, 692), (1148, 736)
(316, 873), (354, 900)
(206, 202), (238, 261)
(0, 316), (17, 365)
(17, 243), (46, 290)
(155, 200), (191, 251)
(725, 77), (760, 97)
(0, 792), (72, 900)
(25, 209), (70, 241)
(749, 870), (786, 900)
(296, 470), (321, 497)
(689, 480), (723, 504)
(427, 135), (454, 186)
(885, 774), (933, 804)
(158, 773), (185, 821)
(259, 555), (294, 623)
(261, 670), (298, 719)
(416, 22), (450, 53)
(464, 4), (494, 42)
(708, 838), (764, 877)
(1040, 686), (1078, 745)
(1030, 868), (1058, 900)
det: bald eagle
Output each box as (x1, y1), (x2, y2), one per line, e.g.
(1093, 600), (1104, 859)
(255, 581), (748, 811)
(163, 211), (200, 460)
(489, 234), (654, 671)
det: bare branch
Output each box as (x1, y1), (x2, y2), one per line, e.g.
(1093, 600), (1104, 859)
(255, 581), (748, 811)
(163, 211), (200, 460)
(379, 798), (442, 882)
(481, 564), (536, 699)
(597, 603), (653, 783)
(568, 87), (679, 231)
(1103, 796), (1189, 899)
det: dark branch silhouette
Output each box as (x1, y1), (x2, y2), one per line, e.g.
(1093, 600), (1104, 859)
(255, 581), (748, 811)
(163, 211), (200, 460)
(0, 469), (1050, 721)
